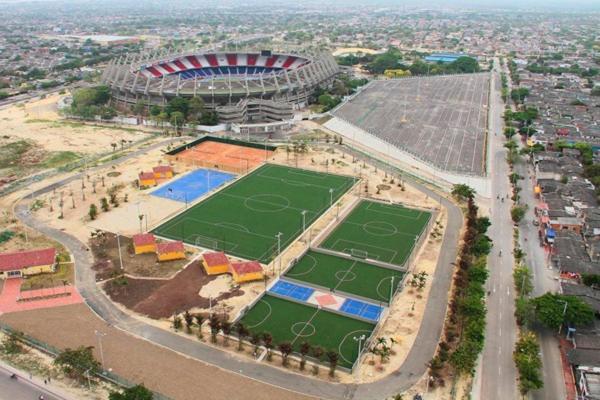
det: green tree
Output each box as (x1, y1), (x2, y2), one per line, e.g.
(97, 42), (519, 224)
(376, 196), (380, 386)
(511, 206), (527, 223)
(188, 96), (205, 121)
(54, 346), (100, 380)
(170, 111), (185, 132)
(326, 350), (339, 377)
(451, 184), (476, 201)
(514, 332), (543, 395)
(88, 204), (98, 220)
(514, 266), (533, 296)
(109, 385), (153, 400)
(278, 341), (293, 367)
(532, 293), (595, 330)
(299, 341), (311, 371)
(165, 96), (189, 118)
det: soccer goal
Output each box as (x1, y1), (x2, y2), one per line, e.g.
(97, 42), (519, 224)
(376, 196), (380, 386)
(194, 235), (219, 250)
(350, 248), (368, 259)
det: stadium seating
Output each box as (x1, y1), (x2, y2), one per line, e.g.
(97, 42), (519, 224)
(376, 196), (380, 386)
(141, 53), (308, 79)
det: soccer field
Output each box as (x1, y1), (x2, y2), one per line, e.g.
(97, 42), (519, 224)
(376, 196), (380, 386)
(285, 250), (404, 303)
(240, 294), (375, 369)
(152, 164), (355, 263)
(320, 200), (431, 267)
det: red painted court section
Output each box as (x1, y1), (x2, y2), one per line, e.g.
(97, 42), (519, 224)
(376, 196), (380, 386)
(0, 278), (83, 314)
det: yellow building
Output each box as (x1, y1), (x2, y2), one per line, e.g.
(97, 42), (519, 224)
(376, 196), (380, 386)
(230, 261), (263, 284)
(153, 165), (174, 179)
(201, 252), (230, 275)
(156, 241), (186, 262)
(132, 233), (157, 255)
(384, 69), (411, 78)
(139, 172), (157, 187)
(0, 248), (56, 279)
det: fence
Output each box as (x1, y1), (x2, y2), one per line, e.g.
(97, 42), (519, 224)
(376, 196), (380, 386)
(0, 322), (172, 400)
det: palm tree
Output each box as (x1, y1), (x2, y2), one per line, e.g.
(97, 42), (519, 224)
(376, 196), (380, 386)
(278, 341), (293, 367)
(221, 321), (232, 346)
(235, 323), (249, 351)
(250, 333), (261, 356)
(311, 346), (324, 375)
(326, 350), (339, 377)
(183, 311), (194, 333)
(262, 332), (274, 361)
(194, 314), (205, 339)
(208, 314), (220, 344)
(299, 341), (311, 371)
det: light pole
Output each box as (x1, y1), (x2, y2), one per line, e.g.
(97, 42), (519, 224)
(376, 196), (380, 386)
(116, 233), (124, 271)
(94, 330), (107, 371)
(276, 232), (283, 276)
(558, 300), (568, 335)
(353, 334), (366, 360)
(301, 210), (307, 235)
(329, 188), (334, 207)
(389, 275), (395, 304)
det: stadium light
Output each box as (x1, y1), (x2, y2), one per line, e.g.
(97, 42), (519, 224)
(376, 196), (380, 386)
(329, 188), (334, 207)
(353, 334), (366, 358)
(301, 210), (307, 235)
(94, 330), (107, 370)
(276, 232), (283, 276)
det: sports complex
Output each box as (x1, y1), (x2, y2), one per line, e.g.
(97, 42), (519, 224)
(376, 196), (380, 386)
(144, 137), (434, 371)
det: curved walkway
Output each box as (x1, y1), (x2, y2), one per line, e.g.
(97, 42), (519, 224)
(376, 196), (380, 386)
(13, 145), (463, 400)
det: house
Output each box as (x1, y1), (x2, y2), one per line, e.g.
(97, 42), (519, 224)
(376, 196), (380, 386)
(156, 241), (185, 262)
(153, 165), (173, 179)
(132, 233), (156, 254)
(201, 252), (230, 275)
(229, 261), (263, 283)
(139, 172), (156, 187)
(0, 248), (57, 279)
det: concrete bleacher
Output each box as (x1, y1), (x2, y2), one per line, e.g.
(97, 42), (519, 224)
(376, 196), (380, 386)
(331, 73), (490, 177)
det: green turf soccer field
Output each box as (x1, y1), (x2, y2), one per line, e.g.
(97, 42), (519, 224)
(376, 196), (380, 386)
(320, 200), (431, 267)
(240, 294), (375, 369)
(284, 250), (404, 304)
(152, 164), (355, 263)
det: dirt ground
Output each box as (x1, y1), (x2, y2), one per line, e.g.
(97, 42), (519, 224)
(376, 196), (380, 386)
(90, 232), (193, 280)
(103, 261), (245, 319)
(0, 304), (313, 400)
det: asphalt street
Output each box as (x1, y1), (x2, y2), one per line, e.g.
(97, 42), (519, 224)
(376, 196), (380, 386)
(0, 363), (65, 400)
(473, 59), (519, 400)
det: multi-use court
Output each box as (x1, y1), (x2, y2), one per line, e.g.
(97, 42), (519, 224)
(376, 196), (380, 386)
(152, 154), (432, 370)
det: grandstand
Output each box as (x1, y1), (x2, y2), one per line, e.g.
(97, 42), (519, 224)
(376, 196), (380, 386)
(102, 49), (339, 123)
(329, 73), (490, 176)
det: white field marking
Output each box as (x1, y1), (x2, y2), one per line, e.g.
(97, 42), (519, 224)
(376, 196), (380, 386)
(215, 222), (251, 232)
(243, 194), (291, 213)
(291, 309), (321, 346)
(337, 329), (374, 365)
(290, 321), (317, 338)
(364, 200), (424, 220)
(220, 191), (314, 214)
(246, 299), (273, 329)
(333, 261), (358, 291)
(256, 170), (350, 192)
(286, 253), (319, 277)
(361, 221), (398, 237)
(375, 276), (396, 302)
(331, 238), (398, 264)
(186, 217), (274, 240)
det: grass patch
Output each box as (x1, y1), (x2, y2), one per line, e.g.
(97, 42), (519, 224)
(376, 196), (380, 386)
(24, 119), (53, 124)
(0, 140), (32, 169)
(41, 151), (81, 169)
(20, 263), (74, 291)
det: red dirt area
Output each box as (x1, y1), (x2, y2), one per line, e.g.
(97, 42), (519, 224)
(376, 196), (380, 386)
(103, 262), (244, 319)
(176, 141), (273, 173)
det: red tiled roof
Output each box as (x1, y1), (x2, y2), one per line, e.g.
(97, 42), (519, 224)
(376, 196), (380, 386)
(132, 233), (155, 247)
(153, 165), (173, 173)
(230, 261), (262, 275)
(202, 252), (229, 267)
(139, 172), (155, 180)
(0, 248), (56, 272)
(157, 241), (185, 254)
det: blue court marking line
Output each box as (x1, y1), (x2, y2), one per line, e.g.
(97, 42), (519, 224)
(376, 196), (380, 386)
(269, 280), (315, 302)
(151, 168), (235, 203)
(340, 299), (383, 322)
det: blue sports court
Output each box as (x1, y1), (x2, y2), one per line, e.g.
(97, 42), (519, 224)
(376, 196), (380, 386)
(151, 168), (235, 203)
(339, 299), (383, 322)
(269, 280), (315, 302)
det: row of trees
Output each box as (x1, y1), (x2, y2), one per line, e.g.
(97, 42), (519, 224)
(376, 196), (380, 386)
(428, 185), (491, 386)
(68, 85), (117, 120)
(140, 95), (219, 129)
(173, 312), (341, 377)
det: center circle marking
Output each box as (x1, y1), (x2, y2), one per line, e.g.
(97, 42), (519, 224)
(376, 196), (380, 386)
(291, 322), (316, 337)
(363, 221), (398, 236)
(335, 270), (357, 282)
(244, 194), (290, 212)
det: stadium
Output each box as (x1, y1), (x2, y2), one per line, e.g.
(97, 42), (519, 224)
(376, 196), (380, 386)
(101, 49), (339, 123)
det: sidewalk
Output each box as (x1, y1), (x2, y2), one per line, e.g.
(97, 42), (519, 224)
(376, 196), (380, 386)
(0, 359), (74, 400)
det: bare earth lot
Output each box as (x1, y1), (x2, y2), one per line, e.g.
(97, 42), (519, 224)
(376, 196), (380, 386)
(103, 262), (244, 319)
(0, 304), (312, 400)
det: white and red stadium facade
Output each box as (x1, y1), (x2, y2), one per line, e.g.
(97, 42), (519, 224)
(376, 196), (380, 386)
(101, 49), (339, 123)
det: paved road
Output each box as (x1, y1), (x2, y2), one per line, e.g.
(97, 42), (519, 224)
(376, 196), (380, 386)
(0, 363), (65, 400)
(473, 59), (519, 400)
(12, 141), (463, 399)
(513, 130), (565, 400)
